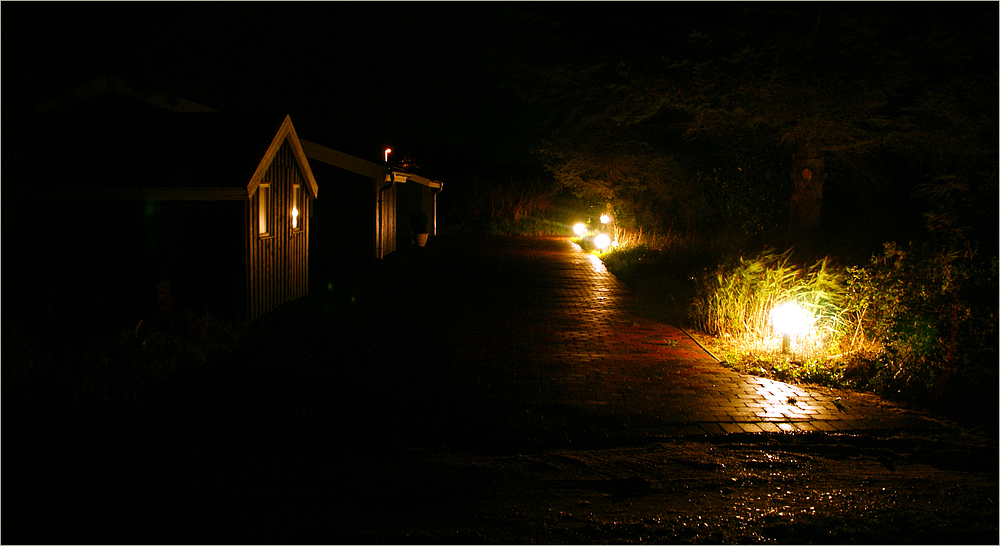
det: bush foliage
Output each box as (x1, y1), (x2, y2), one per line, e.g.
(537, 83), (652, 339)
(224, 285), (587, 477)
(843, 241), (998, 406)
(8, 309), (246, 411)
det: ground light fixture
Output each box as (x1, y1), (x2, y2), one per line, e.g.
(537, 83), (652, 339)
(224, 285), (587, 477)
(593, 233), (612, 250)
(770, 301), (813, 353)
(573, 223), (587, 236)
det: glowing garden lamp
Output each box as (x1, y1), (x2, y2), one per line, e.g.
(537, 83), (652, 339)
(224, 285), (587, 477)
(573, 223), (587, 236)
(593, 233), (612, 250)
(600, 214), (611, 224)
(771, 301), (813, 353)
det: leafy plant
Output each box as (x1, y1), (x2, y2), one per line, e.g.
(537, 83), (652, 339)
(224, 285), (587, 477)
(7, 309), (247, 410)
(410, 209), (429, 234)
(842, 238), (998, 408)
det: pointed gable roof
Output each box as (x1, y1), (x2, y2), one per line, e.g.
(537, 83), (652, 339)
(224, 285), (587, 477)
(248, 115), (318, 200)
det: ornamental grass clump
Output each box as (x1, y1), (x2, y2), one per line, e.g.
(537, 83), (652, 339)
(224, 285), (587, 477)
(690, 249), (852, 362)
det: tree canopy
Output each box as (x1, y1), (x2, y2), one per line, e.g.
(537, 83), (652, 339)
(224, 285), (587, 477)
(497, 4), (997, 250)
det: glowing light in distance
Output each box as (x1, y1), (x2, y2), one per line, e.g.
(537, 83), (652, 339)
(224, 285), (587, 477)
(770, 301), (813, 336)
(600, 214), (611, 224)
(384, 148), (392, 162)
(594, 233), (611, 250)
(573, 223), (587, 235)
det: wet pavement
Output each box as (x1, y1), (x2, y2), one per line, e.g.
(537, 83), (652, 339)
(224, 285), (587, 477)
(370, 236), (941, 446)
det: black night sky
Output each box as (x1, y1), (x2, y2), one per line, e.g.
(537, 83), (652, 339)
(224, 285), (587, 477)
(8, 2), (550, 177)
(7, 2), (995, 182)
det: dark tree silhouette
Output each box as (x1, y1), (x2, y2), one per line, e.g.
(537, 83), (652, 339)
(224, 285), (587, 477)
(498, 4), (997, 245)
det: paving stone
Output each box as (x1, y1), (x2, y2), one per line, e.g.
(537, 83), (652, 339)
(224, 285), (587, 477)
(736, 422), (765, 433)
(697, 422), (728, 435)
(718, 422), (746, 434)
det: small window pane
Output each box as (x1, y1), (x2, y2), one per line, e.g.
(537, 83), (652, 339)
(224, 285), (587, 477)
(258, 185), (269, 235)
(291, 184), (300, 230)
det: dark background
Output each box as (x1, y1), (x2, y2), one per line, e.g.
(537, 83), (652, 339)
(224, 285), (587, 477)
(6, 3), (548, 178)
(5, 2), (996, 252)
(7, 2), (994, 181)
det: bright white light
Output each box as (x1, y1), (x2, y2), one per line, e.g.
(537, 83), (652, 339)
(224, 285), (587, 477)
(573, 223), (587, 236)
(771, 301), (813, 336)
(593, 233), (611, 250)
(600, 214), (611, 224)
(384, 148), (392, 162)
(291, 206), (299, 229)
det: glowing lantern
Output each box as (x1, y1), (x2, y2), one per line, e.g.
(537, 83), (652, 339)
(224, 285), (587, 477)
(771, 301), (813, 353)
(594, 233), (611, 250)
(291, 206), (299, 229)
(573, 223), (587, 236)
(600, 214), (611, 224)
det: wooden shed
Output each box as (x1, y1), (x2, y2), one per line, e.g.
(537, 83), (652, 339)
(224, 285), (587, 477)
(301, 140), (443, 261)
(11, 87), (318, 323)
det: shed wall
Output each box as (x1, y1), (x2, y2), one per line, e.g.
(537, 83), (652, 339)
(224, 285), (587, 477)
(379, 182), (398, 258)
(246, 142), (310, 321)
(13, 199), (245, 326)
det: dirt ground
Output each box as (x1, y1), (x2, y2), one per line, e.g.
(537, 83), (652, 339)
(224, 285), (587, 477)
(332, 431), (997, 544)
(8, 353), (996, 545)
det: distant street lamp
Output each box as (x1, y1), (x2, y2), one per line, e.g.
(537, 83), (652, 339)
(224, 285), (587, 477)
(384, 148), (392, 163)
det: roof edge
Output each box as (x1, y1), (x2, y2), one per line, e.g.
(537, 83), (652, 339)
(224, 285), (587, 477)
(50, 187), (247, 201)
(301, 139), (386, 180)
(37, 74), (218, 114)
(246, 115), (319, 199)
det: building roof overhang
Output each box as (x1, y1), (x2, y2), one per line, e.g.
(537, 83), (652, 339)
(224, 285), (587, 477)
(37, 74), (218, 114)
(385, 169), (443, 190)
(302, 139), (443, 191)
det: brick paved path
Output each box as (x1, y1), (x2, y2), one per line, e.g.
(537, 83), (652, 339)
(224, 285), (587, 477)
(387, 236), (937, 444)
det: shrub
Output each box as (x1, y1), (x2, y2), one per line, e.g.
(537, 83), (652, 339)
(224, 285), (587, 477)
(7, 309), (247, 410)
(842, 241), (998, 409)
(598, 243), (649, 281)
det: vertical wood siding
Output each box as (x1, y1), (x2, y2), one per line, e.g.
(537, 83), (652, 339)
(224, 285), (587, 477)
(246, 142), (310, 321)
(380, 182), (397, 258)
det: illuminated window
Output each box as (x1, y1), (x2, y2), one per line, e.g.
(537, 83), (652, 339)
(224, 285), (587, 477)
(258, 184), (270, 236)
(291, 184), (302, 231)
